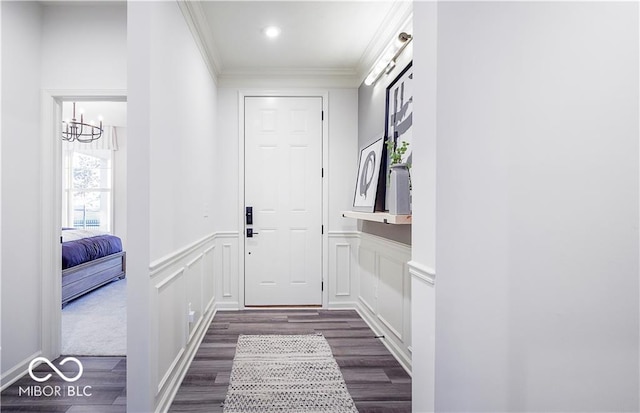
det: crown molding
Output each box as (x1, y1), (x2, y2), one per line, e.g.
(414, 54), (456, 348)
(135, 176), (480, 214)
(218, 69), (361, 88)
(355, 0), (414, 86)
(178, 0), (412, 89)
(177, 0), (222, 81)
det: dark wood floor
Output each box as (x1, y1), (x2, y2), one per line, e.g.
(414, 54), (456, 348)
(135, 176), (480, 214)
(1, 310), (411, 413)
(0, 356), (126, 413)
(169, 309), (411, 413)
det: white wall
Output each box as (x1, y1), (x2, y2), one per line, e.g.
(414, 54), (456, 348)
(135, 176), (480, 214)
(1, 1), (127, 386)
(127, 2), (218, 411)
(410, 1), (437, 410)
(1, 0), (43, 380)
(147, 6), (216, 260)
(433, 2), (639, 411)
(41, 4), (127, 90)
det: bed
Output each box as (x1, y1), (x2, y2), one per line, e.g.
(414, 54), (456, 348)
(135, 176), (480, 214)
(62, 229), (126, 307)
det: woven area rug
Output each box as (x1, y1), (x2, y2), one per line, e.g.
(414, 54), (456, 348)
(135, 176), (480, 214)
(223, 334), (358, 413)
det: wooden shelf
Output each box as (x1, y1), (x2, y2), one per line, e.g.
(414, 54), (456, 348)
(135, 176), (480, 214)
(341, 211), (412, 225)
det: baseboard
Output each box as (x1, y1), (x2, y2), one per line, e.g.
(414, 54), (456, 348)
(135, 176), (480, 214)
(327, 301), (360, 310)
(0, 351), (42, 392)
(215, 301), (240, 310)
(353, 303), (412, 376)
(327, 302), (412, 376)
(155, 304), (218, 413)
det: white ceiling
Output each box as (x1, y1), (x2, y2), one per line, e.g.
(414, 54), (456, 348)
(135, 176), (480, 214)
(194, 1), (412, 84)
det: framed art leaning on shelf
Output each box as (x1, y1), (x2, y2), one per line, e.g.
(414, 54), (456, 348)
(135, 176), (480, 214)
(353, 137), (384, 212)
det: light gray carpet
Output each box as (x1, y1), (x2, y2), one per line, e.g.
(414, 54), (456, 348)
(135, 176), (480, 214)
(61, 278), (126, 356)
(223, 334), (358, 413)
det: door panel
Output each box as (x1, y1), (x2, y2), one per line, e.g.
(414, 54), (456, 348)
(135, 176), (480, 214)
(244, 96), (323, 306)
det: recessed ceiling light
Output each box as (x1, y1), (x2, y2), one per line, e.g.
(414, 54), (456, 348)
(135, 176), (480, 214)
(264, 26), (281, 39)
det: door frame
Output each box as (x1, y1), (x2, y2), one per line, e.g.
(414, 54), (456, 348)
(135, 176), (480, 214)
(237, 90), (329, 308)
(40, 89), (127, 359)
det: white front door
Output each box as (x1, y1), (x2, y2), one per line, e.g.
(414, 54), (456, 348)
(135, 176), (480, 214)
(244, 96), (323, 306)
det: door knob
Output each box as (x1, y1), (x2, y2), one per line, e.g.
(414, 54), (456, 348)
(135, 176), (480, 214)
(246, 228), (259, 238)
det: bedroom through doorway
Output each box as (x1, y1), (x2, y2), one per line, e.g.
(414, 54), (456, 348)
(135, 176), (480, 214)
(60, 100), (128, 357)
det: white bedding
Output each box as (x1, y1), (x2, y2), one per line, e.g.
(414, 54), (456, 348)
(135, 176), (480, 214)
(62, 229), (109, 243)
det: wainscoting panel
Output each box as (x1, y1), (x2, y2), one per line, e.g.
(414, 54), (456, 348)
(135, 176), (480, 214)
(356, 233), (412, 373)
(203, 245), (215, 311)
(327, 232), (359, 307)
(215, 232), (240, 309)
(335, 243), (352, 296)
(185, 253), (204, 338)
(222, 244), (232, 297)
(377, 255), (406, 341)
(410, 260), (436, 412)
(357, 244), (377, 315)
(149, 234), (218, 412)
(155, 268), (186, 394)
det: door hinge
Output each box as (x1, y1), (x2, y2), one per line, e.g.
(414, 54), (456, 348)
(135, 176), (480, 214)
(322, 281), (324, 291)
(321, 225), (324, 235)
(321, 168), (324, 178)
(321, 111), (324, 121)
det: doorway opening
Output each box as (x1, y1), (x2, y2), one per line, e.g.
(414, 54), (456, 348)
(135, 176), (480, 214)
(60, 100), (128, 357)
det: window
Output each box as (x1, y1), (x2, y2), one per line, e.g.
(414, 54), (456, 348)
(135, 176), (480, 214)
(62, 149), (113, 232)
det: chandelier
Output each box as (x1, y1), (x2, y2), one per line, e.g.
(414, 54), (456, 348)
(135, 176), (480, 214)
(62, 102), (103, 143)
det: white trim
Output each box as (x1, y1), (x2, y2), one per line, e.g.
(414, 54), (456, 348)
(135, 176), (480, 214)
(327, 230), (360, 238)
(155, 269), (185, 291)
(149, 233), (215, 276)
(214, 231), (240, 239)
(326, 301), (360, 310)
(354, 304), (412, 376)
(219, 71), (360, 88)
(155, 306), (218, 413)
(157, 347), (185, 395)
(40, 89), (126, 364)
(334, 243), (353, 297)
(176, 0), (221, 81)
(360, 231), (411, 254)
(238, 90), (330, 309)
(222, 244), (232, 298)
(356, 3), (414, 85)
(176, 0), (412, 89)
(186, 253), (204, 270)
(408, 260), (436, 286)
(0, 351), (42, 392)
(215, 301), (241, 311)
(152, 234), (219, 411)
